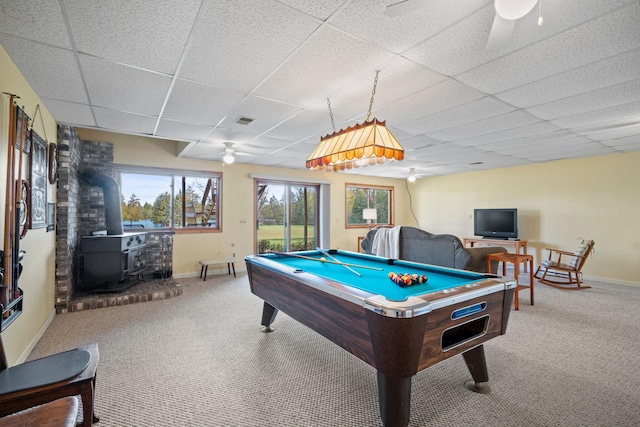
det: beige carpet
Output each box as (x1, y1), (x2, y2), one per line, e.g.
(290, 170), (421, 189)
(28, 273), (640, 426)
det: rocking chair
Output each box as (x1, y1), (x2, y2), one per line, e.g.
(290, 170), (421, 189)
(534, 239), (595, 290)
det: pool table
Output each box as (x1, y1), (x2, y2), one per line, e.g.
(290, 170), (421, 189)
(245, 250), (516, 427)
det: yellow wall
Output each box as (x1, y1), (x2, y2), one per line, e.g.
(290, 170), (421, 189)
(410, 152), (640, 285)
(76, 128), (415, 276)
(1, 45), (58, 365)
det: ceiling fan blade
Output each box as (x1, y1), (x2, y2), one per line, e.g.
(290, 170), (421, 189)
(485, 13), (516, 51)
(385, 0), (430, 17)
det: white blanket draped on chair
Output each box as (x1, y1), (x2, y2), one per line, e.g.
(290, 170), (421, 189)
(371, 226), (401, 259)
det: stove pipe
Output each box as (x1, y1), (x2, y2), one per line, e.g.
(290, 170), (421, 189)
(82, 168), (123, 235)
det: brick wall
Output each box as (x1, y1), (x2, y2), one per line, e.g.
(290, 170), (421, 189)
(55, 125), (174, 312)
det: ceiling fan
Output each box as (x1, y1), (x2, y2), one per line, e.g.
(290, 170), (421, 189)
(385, 0), (541, 50)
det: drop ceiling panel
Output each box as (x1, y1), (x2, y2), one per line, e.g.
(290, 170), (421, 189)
(0, 36), (87, 103)
(94, 107), (157, 135)
(218, 96), (303, 135)
(427, 110), (540, 142)
(331, 0), (489, 54)
(398, 97), (516, 135)
(526, 78), (640, 120)
(457, 3), (640, 94)
(497, 49), (640, 108)
(477, 130), (582, 151)
(277, 0), (347, 21)
(41, 98), (96, 127)
(0, 0), (71, 48)
(179, 0), (321, 92)
(454, 122), (563, 147)
(264, 107), (347, 142)
(516, 144), (615, 161)
(601, 134), (640, 148)
(162, 79), (246, 126)
(65, 0), (202, 74)
(496, 136), (596, 156)
(326, 57), (448, 120)
(155, 119), (214, 142)
(550, 101), (640, 129)
(254, 26), (396, 106)
(376, 79), (486, 124)
(80, 55), (171, 117)
(573, 123), (640, 141)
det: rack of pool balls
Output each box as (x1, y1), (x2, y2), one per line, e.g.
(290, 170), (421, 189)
(388, 272), (428, 287)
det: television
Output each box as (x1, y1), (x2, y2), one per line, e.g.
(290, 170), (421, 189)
(474, 208), (518, 239)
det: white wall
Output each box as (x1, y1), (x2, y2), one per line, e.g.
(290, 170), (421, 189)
(409, 152), (640, 285)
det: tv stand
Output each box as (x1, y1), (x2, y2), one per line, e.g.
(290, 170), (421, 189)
(463, 237), (529, 272)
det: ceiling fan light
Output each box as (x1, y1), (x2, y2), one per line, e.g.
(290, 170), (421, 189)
(407, 168), (416, 183)
(538, 15), (544, 26)
(223, 153), (235, 164)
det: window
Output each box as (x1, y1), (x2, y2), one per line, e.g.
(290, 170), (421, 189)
(345, 183), (393, 228)
(116, 165), (221, 231)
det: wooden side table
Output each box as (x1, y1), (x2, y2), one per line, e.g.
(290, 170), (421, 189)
(486, 253), (534, 310)
(464, 237), (529, 271)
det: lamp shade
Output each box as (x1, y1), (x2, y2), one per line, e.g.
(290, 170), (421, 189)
(306, 118), (404, 171)
(362, 208), (377, 221)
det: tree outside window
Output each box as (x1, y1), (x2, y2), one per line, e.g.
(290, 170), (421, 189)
(345, 184), (393, 228)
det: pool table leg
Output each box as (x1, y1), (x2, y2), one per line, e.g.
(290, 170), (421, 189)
(377, 371), (411, 427)
(462, 344), (491, 394)
(260, 301), (278, 333)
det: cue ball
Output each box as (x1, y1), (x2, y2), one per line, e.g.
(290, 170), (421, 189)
(320, 257), (326, 261)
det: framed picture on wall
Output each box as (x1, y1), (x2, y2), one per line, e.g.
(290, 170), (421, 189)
(29, 130), (47, 229)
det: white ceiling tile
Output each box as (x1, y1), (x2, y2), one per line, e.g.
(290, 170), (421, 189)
(254, 26), (395, 106)
(454, 122), (563, 146)
(0, 36), (87, 103)
(218, 96), (303, 135)
(93, 107), (157, 134)
(516, 144), (616, 161)
(264, 106), (346, 142)
(601, 134), (640, 148)
(0, 0), (71, 48)
(550, 101), (640, 129)
(457, 2), (640, 94)
(155, 120), (213, 142)
(327, 57), (448, 120)
(377, 78), (486, 124)
(526, 79), (640, 120)
(497, 48), (640, 108)
(80, 55), (171, 116)
(573, 122), (640, 141)
(179, 0), (321, 92)
(477, 130), (582, 151)
(499, 137), (600, 156)
(41, 97), (96, 127)
(398, 97), (516, 135)
(162, 79), (246, 127)
(427, 110), (540, 141)
(65, 0), (202, 74)
(277, 0), (347, 21)
(332, 0), (489, 54)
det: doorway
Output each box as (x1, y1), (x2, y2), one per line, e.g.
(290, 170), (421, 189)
(255, 180), (318, 253)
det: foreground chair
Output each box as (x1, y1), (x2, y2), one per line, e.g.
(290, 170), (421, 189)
(0, 334), (99, 426)
(534, 239), (595, 290)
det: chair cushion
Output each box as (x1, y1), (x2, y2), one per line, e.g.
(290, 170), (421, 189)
(542, 259), (575, 271)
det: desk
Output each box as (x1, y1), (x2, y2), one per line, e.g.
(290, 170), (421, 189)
(245, 250), (516, 427)
(464, 237), (528, 271)
(486, 253), (534, 311)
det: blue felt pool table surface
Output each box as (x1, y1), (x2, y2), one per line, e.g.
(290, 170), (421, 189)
(260, 250), (487, 302)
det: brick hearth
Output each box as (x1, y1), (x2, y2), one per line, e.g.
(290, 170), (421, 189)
(66, 277), (182, 312)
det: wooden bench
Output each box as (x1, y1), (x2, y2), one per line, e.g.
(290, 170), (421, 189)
(198, 257), (236, 281)
(0, 396), (78, 427)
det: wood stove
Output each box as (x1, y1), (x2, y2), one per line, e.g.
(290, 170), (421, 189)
(82, 232), (147, 292)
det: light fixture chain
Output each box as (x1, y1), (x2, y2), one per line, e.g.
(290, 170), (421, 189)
(366, 70), (379, 121)
(327, 98), (336, 133)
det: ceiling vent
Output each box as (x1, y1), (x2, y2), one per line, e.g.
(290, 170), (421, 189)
(235, 116), (254, 125)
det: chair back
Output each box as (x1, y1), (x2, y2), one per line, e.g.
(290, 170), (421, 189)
(570, 239), (595, 270)
(0, 334), (7, 370)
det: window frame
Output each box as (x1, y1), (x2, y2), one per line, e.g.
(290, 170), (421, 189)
(115, 164), (222, 233)
(345, 183), (394, 229)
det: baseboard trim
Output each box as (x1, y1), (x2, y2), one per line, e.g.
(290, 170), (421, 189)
(583, 274), (640, 288)
(16, 308), (56, 364)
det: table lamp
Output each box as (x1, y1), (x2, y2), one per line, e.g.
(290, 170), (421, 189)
(362, 208), (377, 229)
